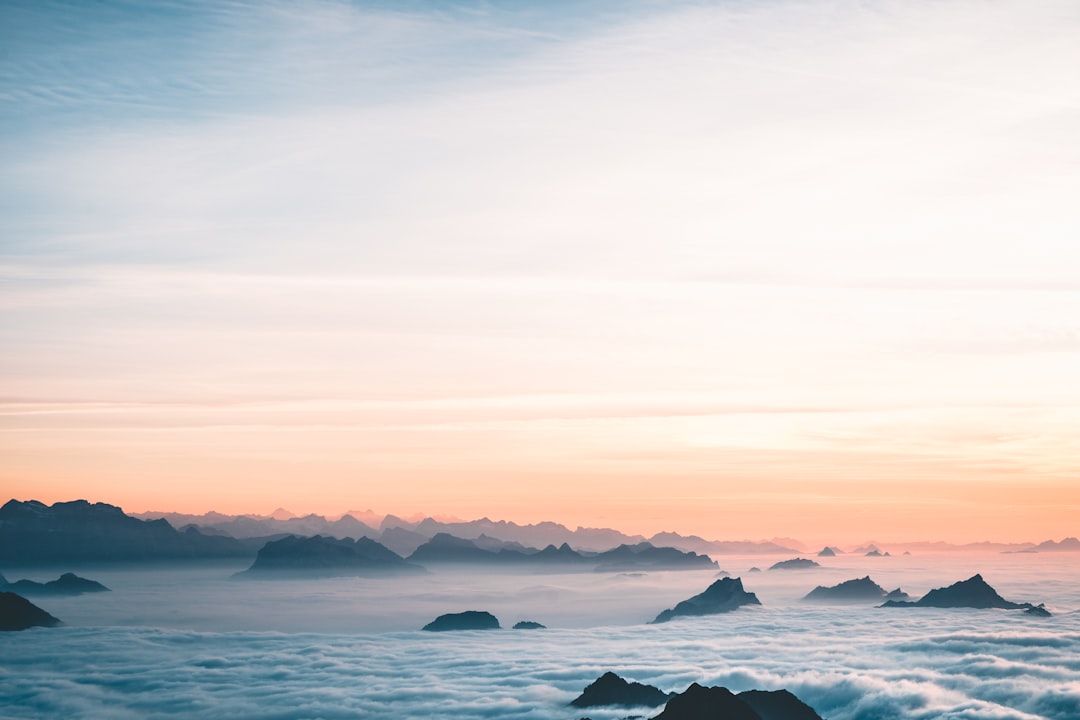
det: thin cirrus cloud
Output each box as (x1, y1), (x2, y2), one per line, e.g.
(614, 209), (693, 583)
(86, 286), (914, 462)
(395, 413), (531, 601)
(1, 0), (1078, 537)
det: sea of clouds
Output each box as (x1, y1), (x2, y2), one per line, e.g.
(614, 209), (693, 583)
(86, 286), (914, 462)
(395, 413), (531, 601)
(1, 554), (1077, 719)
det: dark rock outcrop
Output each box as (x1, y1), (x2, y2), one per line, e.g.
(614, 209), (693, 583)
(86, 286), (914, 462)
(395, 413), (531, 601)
(803, 576), (890, 603)
(737, 689), (824, 720)
(768, 558), (819, 570)
(1024, 604), (1052, 617)
(881, 574), (1033, 609)
(512, 620), (545, 629)
(652, 683), (760, 720)
(0, 592), (62, 631)
(651, 577), (761, 623)
(649, 683), (825, 720)
(568, 676), (824, 720)
(570, 671), (671, 708)
(236, 535), (424, 577)
(422, 610), (500, 631)
(2, 572), (109, 596)
(0, 499), (248, 563)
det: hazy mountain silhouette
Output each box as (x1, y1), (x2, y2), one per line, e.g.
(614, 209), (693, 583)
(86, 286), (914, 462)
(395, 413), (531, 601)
(647, 531), (799, 555)
(1, 572), (109, 596)
(0, 592), (62, 631)
(802, 576), (911, 603)
(768, 558), (820, 570)
(407, 533), (536, 564)
(235, 535), (424, 578)
(422, 610), (499, 631)
(512, 620), (545, 629)
(817, 546), (837, 557)
(881, 574), (1035, 609)
(1, 499), (249, 564)
(569, 671), (672, 708)
(138, 510), (380, 542)
(530, 542), (591, 565)
(406, 534), (712, 572)
(593, 542), (716, 571)
(651, 577), (761, 623)
(377, 526), (430, 556)
(1030, 537), (1080, 552)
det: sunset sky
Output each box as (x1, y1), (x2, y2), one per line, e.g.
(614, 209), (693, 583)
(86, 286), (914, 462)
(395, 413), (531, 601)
(2, 0), (1078, 544)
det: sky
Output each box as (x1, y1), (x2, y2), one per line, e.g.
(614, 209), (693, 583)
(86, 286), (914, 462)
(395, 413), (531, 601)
(1, 0), (1078, 544)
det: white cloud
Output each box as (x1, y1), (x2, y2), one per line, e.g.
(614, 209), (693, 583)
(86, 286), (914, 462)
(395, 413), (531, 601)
(2, 558), (1078, 718)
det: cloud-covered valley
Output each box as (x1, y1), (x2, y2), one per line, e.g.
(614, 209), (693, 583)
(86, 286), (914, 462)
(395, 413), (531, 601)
(2, 556), (1078, 719)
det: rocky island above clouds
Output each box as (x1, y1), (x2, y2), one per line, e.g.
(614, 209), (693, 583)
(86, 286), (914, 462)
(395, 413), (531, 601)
(570, 671), (823, 720)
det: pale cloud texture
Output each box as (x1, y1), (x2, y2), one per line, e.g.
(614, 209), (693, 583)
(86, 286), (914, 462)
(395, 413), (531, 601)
(2, 556), (1079, 719)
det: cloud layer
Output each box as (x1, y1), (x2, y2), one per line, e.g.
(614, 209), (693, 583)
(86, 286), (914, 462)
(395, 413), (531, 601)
(2, 555), (1078, 719)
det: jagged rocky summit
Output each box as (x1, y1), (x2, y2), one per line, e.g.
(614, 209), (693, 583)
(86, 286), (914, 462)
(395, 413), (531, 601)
(512, 620), (545, 629)
(1024, 604), (1053, 617)
(422, 610), (500, 631)
(881, 574), (1038, 609)
(655, 683), (823, 720)
(235, 535), (425, 578)
(651, 577), (761, 623)
(0, 592), (62, 631)
(803, 576), (909, 603)
(769, 558), (820, 570)
(570, 671), (672, 708)
(1, 572), (109, 596)
(570, 673), (823, 720)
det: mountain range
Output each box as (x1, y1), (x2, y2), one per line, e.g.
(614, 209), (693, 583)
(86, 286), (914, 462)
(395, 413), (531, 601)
(0, 500), (248, 564)
(133, 509), (800, 554)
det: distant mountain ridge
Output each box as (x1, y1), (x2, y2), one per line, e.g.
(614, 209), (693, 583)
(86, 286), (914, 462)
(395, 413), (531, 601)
(407, 534), (717, 571)
(134, 509), (799, 553)
(235, 535), (425, 578)
(0, 499), (248, 563)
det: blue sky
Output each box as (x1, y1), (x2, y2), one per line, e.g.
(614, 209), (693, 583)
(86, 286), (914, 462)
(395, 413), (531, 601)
(2, 0), (1079, 541)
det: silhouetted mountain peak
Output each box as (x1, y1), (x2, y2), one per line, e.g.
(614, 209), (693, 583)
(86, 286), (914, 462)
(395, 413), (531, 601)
(652, 577), (761, 623)
(653, 683), (760, 720)
(769, 558), (820, 570)
(237, 534), (423, 577)
(570, 671), (671, 708)
(882, 574), (1033, 609)
(804, 576), (889, 603)
(1, 498), (248, 563)
(2, 572), (110, 596)
(0, 592), (62, 631)
(422, 610), (500, 631)
(738, 689), (824, 720)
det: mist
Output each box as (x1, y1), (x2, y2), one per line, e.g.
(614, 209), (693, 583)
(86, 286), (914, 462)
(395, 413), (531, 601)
(3, 553), (1078, 718)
